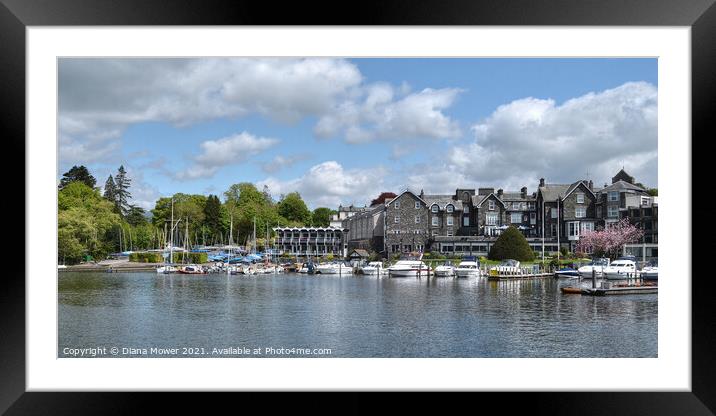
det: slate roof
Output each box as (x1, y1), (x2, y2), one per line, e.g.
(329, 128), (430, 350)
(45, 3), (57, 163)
(423, 194), (464, 210)
(538, 184), (571, 201)
(599, 180), (647, 193)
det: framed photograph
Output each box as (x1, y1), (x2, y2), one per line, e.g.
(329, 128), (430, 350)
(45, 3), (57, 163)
(3, 0), (713, 413)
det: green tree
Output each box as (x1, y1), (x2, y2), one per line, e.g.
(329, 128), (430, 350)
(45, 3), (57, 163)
(487, 226), (535, 261)
(114, 165), (132, 216)
(103, 175), (117, 210)
(59, 165), (96, 190)
(647, 188), (658, 196)
(278, 192), (311, 224)
(126, 205), (148, 226)
(203, 194), (223, 239)
(58, 182), (122, 263)
(311, 207), (335, 227)
(151, 193), (208, 246)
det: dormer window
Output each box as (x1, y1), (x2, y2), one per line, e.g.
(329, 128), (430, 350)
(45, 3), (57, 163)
(431, 204), (439, 213)
(446, 204), (454, 213)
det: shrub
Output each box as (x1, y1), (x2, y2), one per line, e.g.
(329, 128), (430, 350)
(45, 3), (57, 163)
(128, 252), (164, 263)
(488, 226), (535, 261)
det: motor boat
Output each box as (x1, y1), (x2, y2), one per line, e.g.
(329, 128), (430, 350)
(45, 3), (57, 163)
(641, 260), (658, 281)
(433, 262), (456, 278)
(455, 260), (480, 278)
(177, 264), (206, 274)
(489, 259), (521, 275)
(156, 265), (177, 274)
(603, 259), (638, 280)
(315, 262), (353, 274)
(577, 258), (610, 277)
(361, 261), (384, 275)
(387, 253), (430, 277)
(554, 268), (580, 278)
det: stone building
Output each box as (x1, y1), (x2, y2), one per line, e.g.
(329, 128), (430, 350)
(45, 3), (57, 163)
(340, 168), (656, 259)
(383, 190), (430, 255)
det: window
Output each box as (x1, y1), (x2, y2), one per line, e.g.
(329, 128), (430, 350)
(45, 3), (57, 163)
(463, 216), (470, 226)
(575, 207), (586, 218)
(415, 201), (421, 209)
(530, 212), (537, 224)
(551, 224), (557, 237)
(463, 206), (469, 214)
(608, 206), (618, 218)
(431, 204), (439, 213)
(395, 201), (401, 209)
(488, 200), (495, 211)
(580, 222), (594, 233)
(513, 202), (520, 210)
(551, 207), (558, 219)
(446, 204), (454, 213)
(641, 196), (650, 206)
(597, 206), (602, 217)
(391, 244), (400, 253)
(393, 230), (400, 234)
(608, 191), (618, 202)
(447, 216), (454, 226)
(432, 217), (439, 227)
(527, 202), (535, 210)
(576, 193), (584, 203)
(432, 230), (438, 237)
(413, 230), (421, 234)
(568, 222), (579, 237)
(486, 212), (498, 226)
(446, 230), (453, 237)
(511, 212), (522, 223)
(394, 216), (400, 223)
(415, 215), (420, 224)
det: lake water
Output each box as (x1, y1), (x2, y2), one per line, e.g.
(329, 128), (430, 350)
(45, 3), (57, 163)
(58, 272), (657, 358)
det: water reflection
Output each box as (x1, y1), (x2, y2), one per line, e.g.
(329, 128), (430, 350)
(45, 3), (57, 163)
(59, 272), (657, 358)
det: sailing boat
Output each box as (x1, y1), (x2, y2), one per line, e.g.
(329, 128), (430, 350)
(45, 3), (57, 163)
(177, 217), (206, 274)
(157, 198), (178, 274)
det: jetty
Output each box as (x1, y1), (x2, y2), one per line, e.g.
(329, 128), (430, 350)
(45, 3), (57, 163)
(486, 266), (552, 280)
(580, 286), (658, 296)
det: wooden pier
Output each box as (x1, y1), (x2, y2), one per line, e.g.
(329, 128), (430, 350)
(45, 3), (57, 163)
(486, 266), (552, 280)
(580, 286), (658, 296)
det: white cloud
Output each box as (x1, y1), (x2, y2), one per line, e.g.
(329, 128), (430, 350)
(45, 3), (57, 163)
(258, 161), (388, 208)
(59, 58), (464, 168)
(419, 81), (659, 190)
(261, 154), (310, 174)
(176, 132), (278, 180)
(315, 86), (463, 143)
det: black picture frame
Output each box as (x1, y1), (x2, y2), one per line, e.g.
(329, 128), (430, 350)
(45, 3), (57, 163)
(1, 0), (712, 413)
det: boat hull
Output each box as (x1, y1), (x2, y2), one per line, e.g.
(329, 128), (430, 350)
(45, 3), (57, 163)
(388, 269), (428, 278)
(454, 270), (480, 278)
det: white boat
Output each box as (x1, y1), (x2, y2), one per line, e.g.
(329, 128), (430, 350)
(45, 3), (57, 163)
(315, 262), (353, 274)
(603, 259), (638, 280)
(433, 263), (456, 278)
(455, 261), (480, 278)
(489, 259), (521, 275)
(297, 263), (310, 274)
(641, 261), (658, 280)
(156, 265), (176, 274)
(361, 261), (384, 275)
(177, 264), (206, 274)
(578, 258), (610, 277)
(387, 253), (430, 277)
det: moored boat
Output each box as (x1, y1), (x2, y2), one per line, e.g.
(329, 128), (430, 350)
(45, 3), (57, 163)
(315, 262), (353, 274)
(603, 259), (638, 280)
(387, 252), (430, 277)
(489, 259), (521, 275)
(455, 259), (480, 278)
(433, 262), (456, 278)
(577, 258), (610, 277)
(361, 261), (384, 275)
(554, 268), (580, 278)
(641, 260), (658, 280)
(177, 264), (206, 274)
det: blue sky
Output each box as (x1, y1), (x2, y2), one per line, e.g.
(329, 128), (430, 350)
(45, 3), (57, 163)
(58, 58), (657, 210)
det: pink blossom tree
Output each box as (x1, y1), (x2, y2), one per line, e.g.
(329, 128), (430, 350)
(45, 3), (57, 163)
(575, 218), (644, 259)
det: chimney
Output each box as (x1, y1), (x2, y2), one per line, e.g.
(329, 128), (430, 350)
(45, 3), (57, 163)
(497, 189), (503, 198)
(588, 180), (593, 190)
(521, 186), (527, 198)
(420, 189), (424, 198)
(539, 178), (545, 187)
